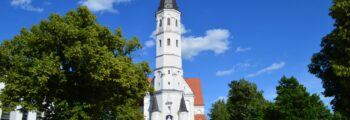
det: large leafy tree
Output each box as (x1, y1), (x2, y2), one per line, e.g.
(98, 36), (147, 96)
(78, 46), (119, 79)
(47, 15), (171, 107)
(227, 79), (267, 120)
(0, 6), (151, 119)
(208, 99), (229, 120)
(308, 0), (350, 117)
(263, 102), (279, 120)
(273, 76), (331, 120)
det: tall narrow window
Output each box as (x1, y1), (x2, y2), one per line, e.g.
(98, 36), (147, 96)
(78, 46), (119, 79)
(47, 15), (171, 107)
(176, 40), (179, 47)
(159, 40), (162, 47)
(22, 110), (28, 120)
(167, 39), (171, 46)
(168, 70), (170, 74)
(167, 18), (171, 26)
(159, 19), (162, 27)
(176, 19), (178, 27)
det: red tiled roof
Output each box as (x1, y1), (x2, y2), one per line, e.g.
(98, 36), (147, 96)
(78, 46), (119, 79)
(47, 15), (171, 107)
(195, 114), (206, 120)
(185, 78), (205, 106)
(148, 78), (153, 83)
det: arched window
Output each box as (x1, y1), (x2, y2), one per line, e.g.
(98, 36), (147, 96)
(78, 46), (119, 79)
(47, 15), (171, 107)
(176, 19), (178, 27)
(158, 71), (162, 76)
(166, 115), (173, 120)
(167, 39), (171, 46)
(159, 19), (162, 27)
(159, 40), (162, 47)
(168, 70), (170, 74)
(176, 40), (179, 47)
(22, 110), (28, 120)
(167, 18), (171, 26)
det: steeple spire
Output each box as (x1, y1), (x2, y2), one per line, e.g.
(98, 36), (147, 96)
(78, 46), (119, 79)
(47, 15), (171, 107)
(158, 0), (179, 11)
(151, 96), (160, 112)
(179, 96), (188, 112)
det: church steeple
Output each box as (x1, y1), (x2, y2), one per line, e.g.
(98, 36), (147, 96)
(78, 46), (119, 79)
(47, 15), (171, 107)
(158, 0), (179, 12)
(143, 0), (205, 119)
(155, 0), (182, 82)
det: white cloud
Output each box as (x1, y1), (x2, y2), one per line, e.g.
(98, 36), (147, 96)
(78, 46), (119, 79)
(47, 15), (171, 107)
(144, 30), (157, 49)
(238, 62), (252, 69)
(235, 47), (251, 53)
(182, 29), (230, 60)
(216, 62), (251, 76)
(150, 30), (157, 39)
(147, 24), (230, 60)
(144, 40), (155, 48)
(79, 0), (131, 13)
(181, 24), (189, 34)
(216, 69), (235, 76)
(11, 0), (43, 12)
(247, 62), (286, 78)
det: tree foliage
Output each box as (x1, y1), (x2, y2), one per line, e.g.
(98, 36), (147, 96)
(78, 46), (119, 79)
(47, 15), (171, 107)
(0, 6), (151, 120)
(227, 79), (267, 120)
(308, 0), (350, 118)
(272, 76), (331, 120)
(208, 99), (229, 120)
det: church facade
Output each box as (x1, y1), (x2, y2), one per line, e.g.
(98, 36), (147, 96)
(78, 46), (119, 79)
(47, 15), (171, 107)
(142, 0), (206, 120)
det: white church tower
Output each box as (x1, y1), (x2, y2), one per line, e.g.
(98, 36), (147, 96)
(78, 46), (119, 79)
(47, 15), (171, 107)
(142, 0), (206, 120)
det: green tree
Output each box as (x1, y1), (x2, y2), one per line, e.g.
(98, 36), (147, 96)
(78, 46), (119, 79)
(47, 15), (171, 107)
(332, 112), (350, 120)
(308, 0), (350, 117)
(273, 76), (331, 120)
(227, 79), (267, 120)
(263, 102), (280, 120)
(0, 6), (151, 120)
(208, 99), (229, 120)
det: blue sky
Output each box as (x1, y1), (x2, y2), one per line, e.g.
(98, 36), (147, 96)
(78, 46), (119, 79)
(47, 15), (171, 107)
(0, 0), (335, 116)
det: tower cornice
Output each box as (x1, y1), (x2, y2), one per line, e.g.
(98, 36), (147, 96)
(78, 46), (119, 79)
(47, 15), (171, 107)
(156, 9), (182, 15)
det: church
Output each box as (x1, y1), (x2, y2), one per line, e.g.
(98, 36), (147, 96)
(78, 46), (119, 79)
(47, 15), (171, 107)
(141, 0), (206, 120)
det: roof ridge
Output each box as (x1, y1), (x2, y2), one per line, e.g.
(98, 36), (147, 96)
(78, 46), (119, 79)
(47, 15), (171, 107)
(185, 78), (205, 106)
